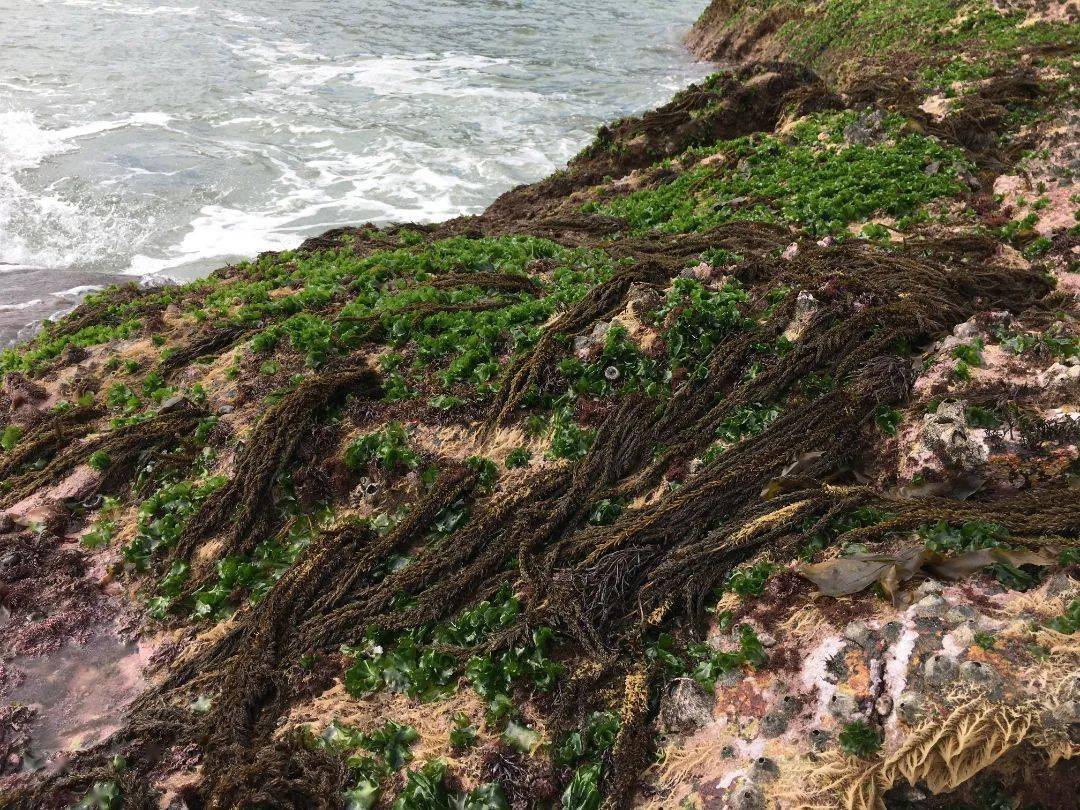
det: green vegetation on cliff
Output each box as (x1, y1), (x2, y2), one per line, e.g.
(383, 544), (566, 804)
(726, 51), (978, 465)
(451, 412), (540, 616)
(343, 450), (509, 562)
(703, 0), (1078, 85)
(588, 109), (970, 235)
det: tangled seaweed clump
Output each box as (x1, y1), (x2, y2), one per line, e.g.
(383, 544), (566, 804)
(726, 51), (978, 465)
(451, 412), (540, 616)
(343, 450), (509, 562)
(1, 1), (1079, 808)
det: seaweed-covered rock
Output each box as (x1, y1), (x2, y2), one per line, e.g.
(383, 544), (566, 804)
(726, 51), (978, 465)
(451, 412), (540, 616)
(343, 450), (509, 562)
(1, 2), (1077, 809)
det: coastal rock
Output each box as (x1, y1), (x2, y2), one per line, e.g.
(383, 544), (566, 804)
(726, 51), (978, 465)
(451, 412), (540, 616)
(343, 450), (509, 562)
(660, 678), (714, 733)
(919, 401), (990, 471)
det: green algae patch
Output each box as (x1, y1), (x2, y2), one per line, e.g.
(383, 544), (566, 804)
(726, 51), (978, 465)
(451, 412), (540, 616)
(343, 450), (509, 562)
(310, 719), (508, 809)
(589, 110), (969, 236)
(1, 318), (143, 376)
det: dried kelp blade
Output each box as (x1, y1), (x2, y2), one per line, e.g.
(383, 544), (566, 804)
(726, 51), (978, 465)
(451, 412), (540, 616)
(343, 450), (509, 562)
(799, 546), (1058, 601)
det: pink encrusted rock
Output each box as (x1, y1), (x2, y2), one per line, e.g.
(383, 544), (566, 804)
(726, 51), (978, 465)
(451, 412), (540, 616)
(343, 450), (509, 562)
(3, 466), (101, 527)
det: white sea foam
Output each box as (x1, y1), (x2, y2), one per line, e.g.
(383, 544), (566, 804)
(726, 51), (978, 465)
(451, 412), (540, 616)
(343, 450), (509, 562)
(251, 45), (545, 103)
(0, 109), (172, 172)
(0, 263), (48, 273)
(0, 299), (44, 311)
(53, 1), (199, 16)
(219, 8), (270, 27)
(124, 143), (492, 277)
(55, 284), (105, 298)
(0, 108), (172, 269)
(0, 109), (72, 172)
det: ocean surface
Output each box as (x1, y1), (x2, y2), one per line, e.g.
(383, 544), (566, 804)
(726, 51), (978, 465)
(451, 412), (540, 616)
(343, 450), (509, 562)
(0, 0), (710, 344)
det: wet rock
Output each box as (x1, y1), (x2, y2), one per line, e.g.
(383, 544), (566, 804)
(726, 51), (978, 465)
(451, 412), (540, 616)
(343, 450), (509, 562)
(916, 579), (944, 596)
(875, 695), (894, 718)
(730, 782), (765, 810)
(795, 290), (818, 316)
(842, 109), (887, 145)
(945, 604), (976, 623)
(897, 692), (924, 724)
(949, 622), (976, 651)
(1043, 572), (1079, 598)
(711, 195), (749, 214)
(626, 283), (661, 319)
(828, 690), (860, 722)
(955, 164), (981, 190)
(913, 593), (948, 619)
(951, 318), (983, 340)
(680, 262), (712, 280)
(659, 677), (714, 733)
(1037, 361), (1080, 388)
(573, 321), (610, 358)
(809, 727), (832, 751)
(881, 621), (902, 643)
(780, 693), (803, 717)
(751, 756), (779, 782)
(175, 367), (204, 386)
(920, 401), (989, 471)
(760, 711), (788, 738)
(157, 395), (190, 414)
(959, 660), (999, 688)
(924, 653), (958, 686)
(843, 620), (873, 648)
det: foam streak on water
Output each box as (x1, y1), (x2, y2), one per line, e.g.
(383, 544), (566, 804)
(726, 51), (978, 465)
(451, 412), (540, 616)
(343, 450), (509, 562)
(0, 0), (709, 293)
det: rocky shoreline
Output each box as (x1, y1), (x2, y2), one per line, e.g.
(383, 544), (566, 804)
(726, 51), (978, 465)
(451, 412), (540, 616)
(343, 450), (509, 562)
(1, 2), (1078, 808)
(0, 267), (129, 349)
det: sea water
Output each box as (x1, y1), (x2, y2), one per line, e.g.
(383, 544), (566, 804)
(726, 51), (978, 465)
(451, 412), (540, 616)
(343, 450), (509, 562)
(0, 0), (710, 341)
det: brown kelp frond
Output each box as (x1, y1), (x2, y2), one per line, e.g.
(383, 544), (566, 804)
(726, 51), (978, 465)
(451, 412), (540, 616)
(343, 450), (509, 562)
(204, 732), (348, 810)
(300, 464), (484, 637)
(156, 324), (249, 379)
(602, 666), (653, 810)
(7, 224), (1070, 809)
(175, 365), (381, 565)
(489, 262), (669, 424)
(35, 282), (158, 341)
(0, 404), (101, 480)
(0, 406), (206, 509)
